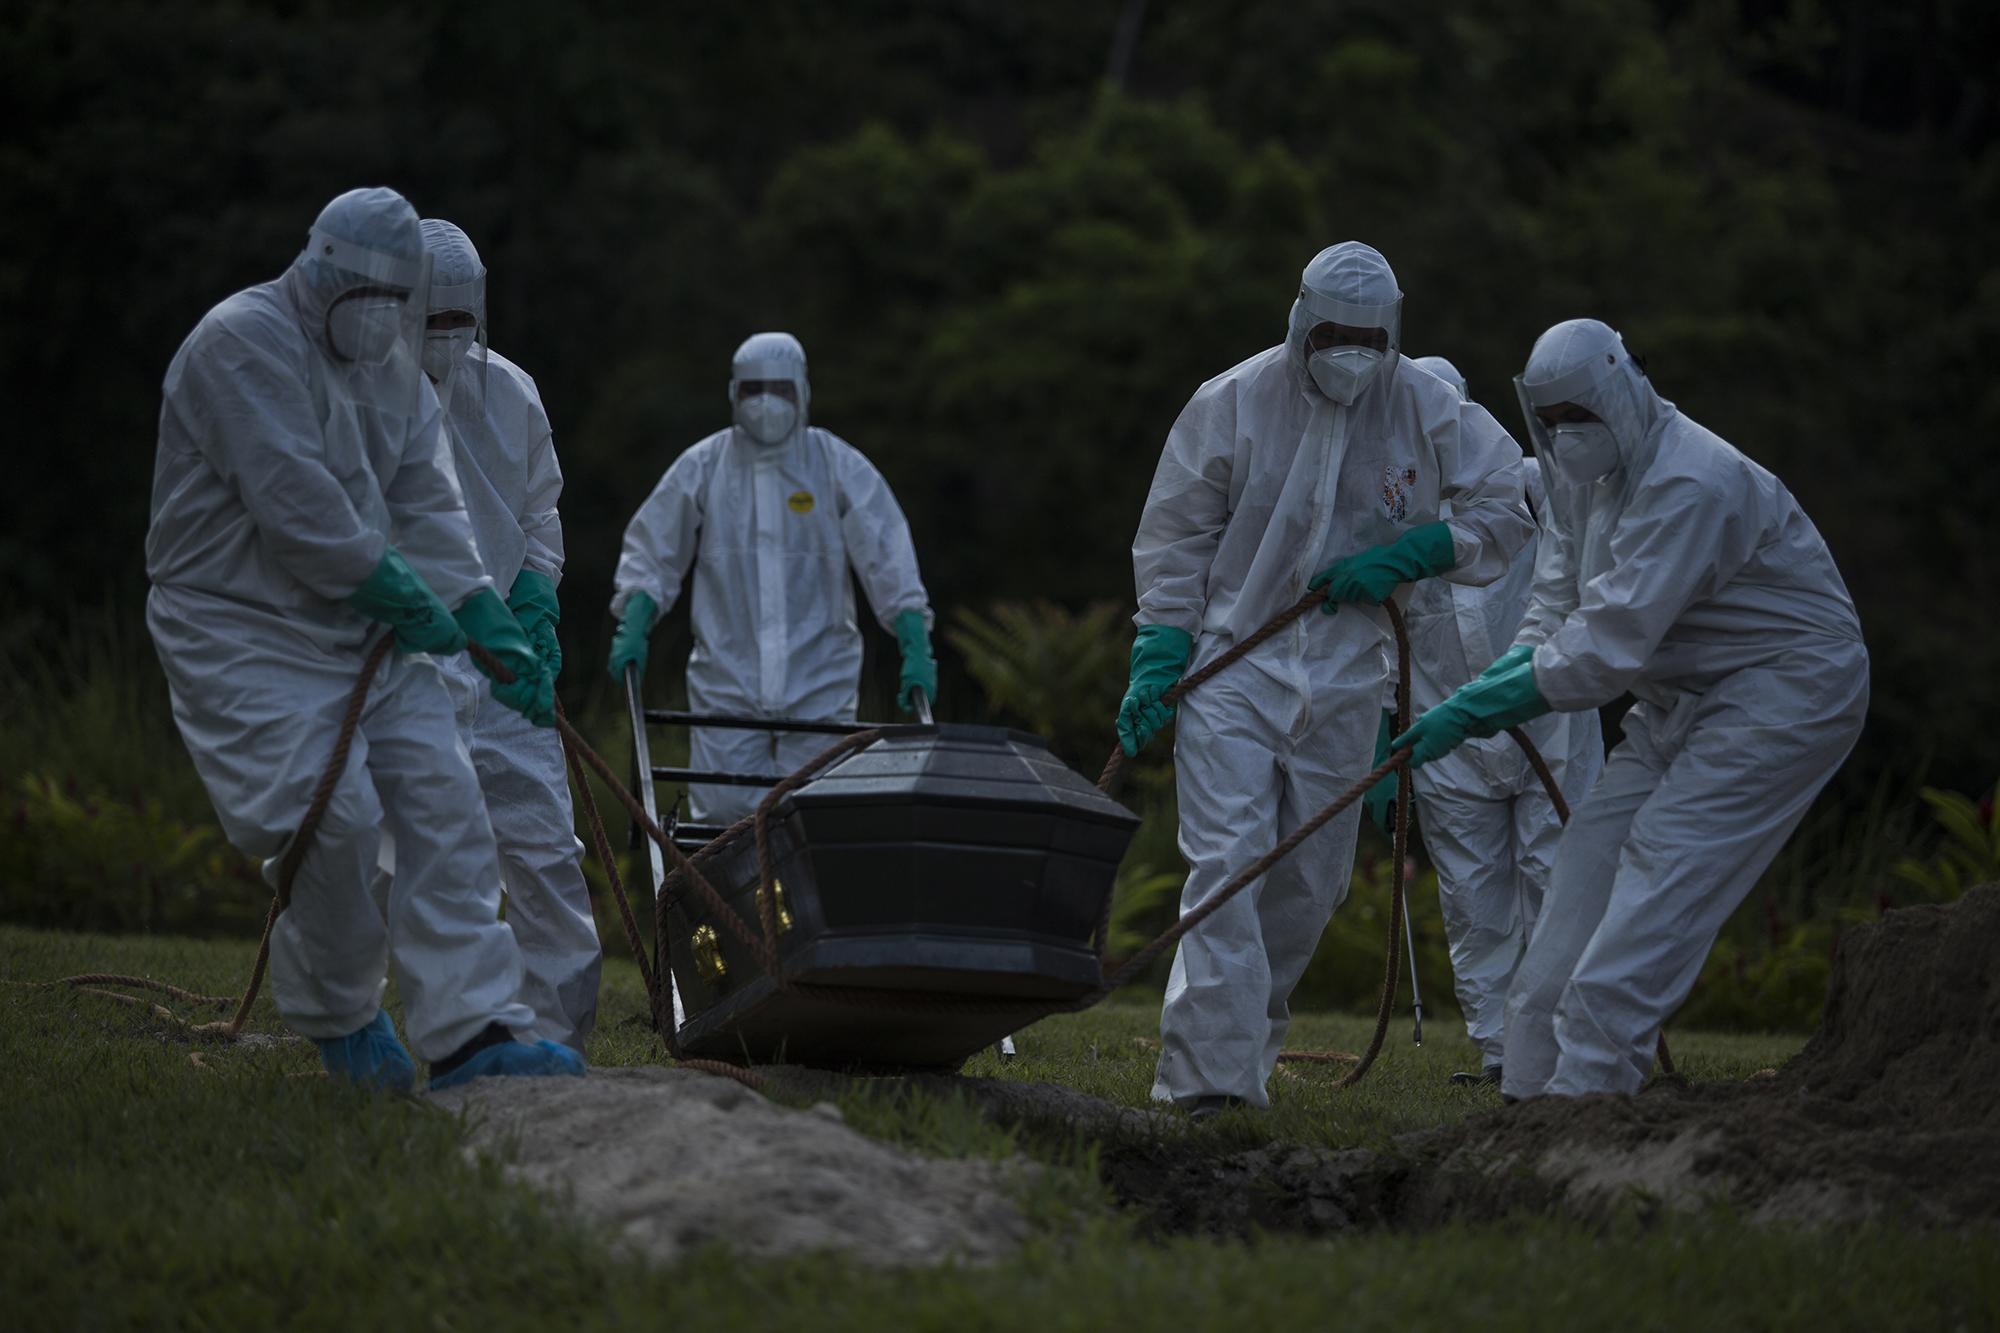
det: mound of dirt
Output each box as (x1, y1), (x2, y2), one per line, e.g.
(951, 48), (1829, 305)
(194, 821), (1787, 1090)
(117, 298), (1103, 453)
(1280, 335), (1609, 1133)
(429, 1066), (1029, 1267)
(1407, 883), (2000, 1227)
(1787, 880), (2000, 1126)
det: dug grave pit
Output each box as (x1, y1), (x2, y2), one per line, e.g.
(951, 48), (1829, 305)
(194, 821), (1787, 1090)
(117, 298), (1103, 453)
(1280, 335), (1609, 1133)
(774, 884), (2000, 1237)
(437, 885), (2000, 1257)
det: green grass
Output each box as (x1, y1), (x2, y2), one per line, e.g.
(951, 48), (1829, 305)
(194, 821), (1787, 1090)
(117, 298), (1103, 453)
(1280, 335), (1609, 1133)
(4, 925), (1996, 1331)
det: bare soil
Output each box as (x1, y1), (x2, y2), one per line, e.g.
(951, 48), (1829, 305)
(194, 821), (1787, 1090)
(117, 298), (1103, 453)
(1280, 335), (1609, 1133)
(1403, 881), (2000, 1229)
(848, 884), (2000, 1237)
(440, 885), (2000, 1254)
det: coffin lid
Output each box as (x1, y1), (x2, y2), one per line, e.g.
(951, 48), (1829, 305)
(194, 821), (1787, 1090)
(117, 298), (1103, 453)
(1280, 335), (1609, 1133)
(788, 723), (1138, 825)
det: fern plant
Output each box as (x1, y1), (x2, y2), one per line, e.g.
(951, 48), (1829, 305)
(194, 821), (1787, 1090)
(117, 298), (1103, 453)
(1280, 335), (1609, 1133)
(1, 774), (267, 934)
(1103, 860), (1185, 963)
(944, 600), (1130, 765)
(1891, 785), (2000, 902)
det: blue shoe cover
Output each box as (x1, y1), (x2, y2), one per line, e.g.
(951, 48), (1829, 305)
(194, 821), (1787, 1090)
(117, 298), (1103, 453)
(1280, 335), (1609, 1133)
(428, 1038), (586, 1091)
(315, 1010), (416, 1092)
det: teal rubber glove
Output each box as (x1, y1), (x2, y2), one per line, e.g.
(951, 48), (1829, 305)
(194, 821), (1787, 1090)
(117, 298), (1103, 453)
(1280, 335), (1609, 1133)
(1363, 709), (1399, 835)
(893, 609), (938, 713)
(607, 591), (658, 681)
(1309, 521), (1457, 614)
(1116, 624), (1194, 757)
(1390, 659), (1552, 768)
(507, 568), (563, 683)
(346, 548), (467, 655)
(1477, 642), (1534, 682)
(456, 588), (554, 726)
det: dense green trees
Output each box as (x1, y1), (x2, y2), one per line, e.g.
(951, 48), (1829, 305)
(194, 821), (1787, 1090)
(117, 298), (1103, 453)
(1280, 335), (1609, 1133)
(3, 0), (1994, 790)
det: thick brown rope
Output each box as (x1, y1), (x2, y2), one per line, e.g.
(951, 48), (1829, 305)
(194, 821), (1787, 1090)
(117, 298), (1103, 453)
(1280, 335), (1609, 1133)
(1334, 600), (1413, 1089)
(1093, 744), (1411, 993)
(1506, 724), (1570, 823)
(1095, 590), (1326, 799)
(557, 695), (669, 1051)
(1090, 590), (1325, 957)
(44, 634), (395, 1038)
(537, 677), (780, 976)
(51, 633), (762, 1089)
(1085, 598), (1418, 1084)
(750, 729), (885, 968)
(39, 974), (234, 1007)
(675, 1057), (766, 1089)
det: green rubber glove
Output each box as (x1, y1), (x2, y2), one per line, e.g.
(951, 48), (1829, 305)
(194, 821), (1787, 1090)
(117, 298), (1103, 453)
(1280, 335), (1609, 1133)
(893, 609), (938, 713)
(507, 568), (563, 683)
(456, 588), (554, 726)
(1478, 642), (1534, 681)
(1363, 709), (1399, 835)
(1116, 624), (1194, 757)
(607, 590), (658, 681)
(346, 548), (467, 655)
(1309, 521), (1458, 614)
(1390, 658), (1551, 768)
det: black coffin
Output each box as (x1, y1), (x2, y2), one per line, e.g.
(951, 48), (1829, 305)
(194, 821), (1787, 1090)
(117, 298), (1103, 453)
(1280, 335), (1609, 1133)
(663, 723), (1140, 1068)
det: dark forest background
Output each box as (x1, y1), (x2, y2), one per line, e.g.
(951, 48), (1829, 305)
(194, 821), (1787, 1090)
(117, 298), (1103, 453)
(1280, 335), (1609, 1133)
(4, 0), (1996, 798)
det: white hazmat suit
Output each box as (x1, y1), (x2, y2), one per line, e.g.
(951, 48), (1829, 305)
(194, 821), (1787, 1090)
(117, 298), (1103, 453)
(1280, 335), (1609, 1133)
(612, 333), (932, 822)
(1401, 355), (1603, 1073)
(145, 188), (537, 1060)
(1500, 319), (1868, 1098)
(417, 218), (602, 1052)
(1134, 244), (1533, 1108)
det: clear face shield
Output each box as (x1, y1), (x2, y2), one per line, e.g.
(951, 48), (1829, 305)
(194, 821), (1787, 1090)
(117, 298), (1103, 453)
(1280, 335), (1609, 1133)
(306, 225), (432, 421)
(1515, 355), (1622, 487)
(1293, 285), (1403, 403)
(423, 267), (487, 404)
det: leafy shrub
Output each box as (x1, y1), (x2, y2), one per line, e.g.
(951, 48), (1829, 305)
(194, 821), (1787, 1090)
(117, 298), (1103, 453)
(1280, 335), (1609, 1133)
(1679, 917), (1846, 1032)
(1103, 859), (1184, 963)
(0, 775), (268, 935)
(0, 603), (214, 826)
(1891, 785), (2000, 902)
(1679, 783), (1997, 1032)
(1747, 767), (1927, 927)
(945, 601), (1130, 768)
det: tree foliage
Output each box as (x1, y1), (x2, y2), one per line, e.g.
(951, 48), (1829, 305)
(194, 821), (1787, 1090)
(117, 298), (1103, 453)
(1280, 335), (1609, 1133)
(2, 0), (1995, 789)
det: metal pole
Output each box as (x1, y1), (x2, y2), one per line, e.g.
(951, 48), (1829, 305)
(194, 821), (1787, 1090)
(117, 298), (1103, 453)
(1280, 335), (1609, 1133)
(648, 768), (793, 788)
(626, 665), (684, 1028)
(1400, 857), (1423, 1046)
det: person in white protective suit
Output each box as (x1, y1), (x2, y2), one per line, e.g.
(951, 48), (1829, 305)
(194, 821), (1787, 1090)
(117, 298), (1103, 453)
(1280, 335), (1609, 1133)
(1381, 354), (1604, 1087)
(1117, 242), (1533, 1116)
(145, 186), (584, 1092)
(1391, 319), (1869, 1099)
(403, 217), (603, 1052)
(607, 332), (938, 824)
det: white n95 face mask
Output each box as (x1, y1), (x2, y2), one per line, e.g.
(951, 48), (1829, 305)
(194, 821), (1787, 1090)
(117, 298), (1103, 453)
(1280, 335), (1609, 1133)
(327, 296), (407, 366)
(736, 392), (797, 445)
(1308, 345), (1383, 405)
(421, 328), (476, 386)
(1548, 422), (1621, 483)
